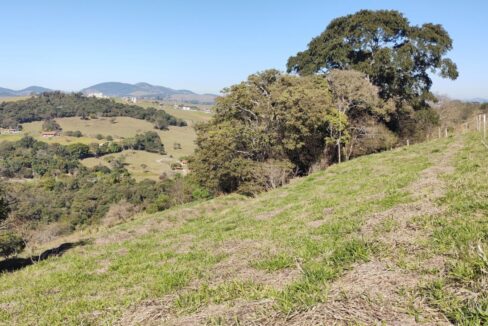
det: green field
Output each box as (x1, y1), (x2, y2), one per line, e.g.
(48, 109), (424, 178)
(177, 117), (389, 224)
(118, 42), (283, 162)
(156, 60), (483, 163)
(0, 114), (206, 157)
(82, 150), (187, 181)
(134, 100), (213, 126)
(1, 133), (486, 324)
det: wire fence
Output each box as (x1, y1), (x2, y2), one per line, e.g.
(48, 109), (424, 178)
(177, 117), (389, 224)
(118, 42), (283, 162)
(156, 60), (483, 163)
(403, 113), (488, 150)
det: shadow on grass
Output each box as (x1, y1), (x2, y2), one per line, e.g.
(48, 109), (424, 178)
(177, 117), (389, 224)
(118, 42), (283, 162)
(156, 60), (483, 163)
(0, 239), (91, 273)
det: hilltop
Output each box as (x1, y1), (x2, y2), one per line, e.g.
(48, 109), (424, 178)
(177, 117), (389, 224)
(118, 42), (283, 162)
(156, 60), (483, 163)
(0, 86), (52, 97)
(0, 83), (218, 104)
(82, 82), (218, 104)
(1, 133), (486, 324)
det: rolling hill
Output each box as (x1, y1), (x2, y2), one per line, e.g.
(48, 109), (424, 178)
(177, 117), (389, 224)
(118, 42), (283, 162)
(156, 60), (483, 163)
(0, 86), (51, 97)
(82, 82), (218, 104)
(1, 133), (486, 324)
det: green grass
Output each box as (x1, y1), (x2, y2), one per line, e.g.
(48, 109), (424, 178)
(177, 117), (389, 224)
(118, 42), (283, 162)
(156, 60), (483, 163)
(19, 117), (197, 158)
(417, 134), (488, 324)
(133, 99), (212, 126)
(1, 135), (481, 324)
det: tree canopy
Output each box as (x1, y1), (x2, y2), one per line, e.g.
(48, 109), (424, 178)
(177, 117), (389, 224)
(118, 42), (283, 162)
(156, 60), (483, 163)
(287, 10), (458, 108)
(191, 70), (337, 194)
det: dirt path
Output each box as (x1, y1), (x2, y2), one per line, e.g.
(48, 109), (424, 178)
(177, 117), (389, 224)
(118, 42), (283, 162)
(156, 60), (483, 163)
(285, 137), (464, 325)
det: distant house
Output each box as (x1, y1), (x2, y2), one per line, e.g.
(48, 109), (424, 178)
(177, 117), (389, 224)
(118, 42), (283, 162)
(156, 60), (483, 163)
(181, 160), (188, 165)
(41, 131), (60, 137)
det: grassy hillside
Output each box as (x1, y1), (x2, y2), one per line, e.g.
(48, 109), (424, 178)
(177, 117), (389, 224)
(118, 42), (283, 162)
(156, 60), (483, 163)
(7, 117), (197, 159)
(82, 150), (187, 181)
(128, 99), (212, 126)
(0, 133), (486, 325)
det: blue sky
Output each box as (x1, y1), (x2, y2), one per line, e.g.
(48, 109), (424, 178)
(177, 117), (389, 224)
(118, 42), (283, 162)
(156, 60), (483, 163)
(1, 0), (486, 99)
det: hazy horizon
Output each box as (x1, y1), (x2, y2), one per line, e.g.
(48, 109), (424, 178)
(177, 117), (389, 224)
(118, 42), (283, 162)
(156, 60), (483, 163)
(1, 0), (487, 100)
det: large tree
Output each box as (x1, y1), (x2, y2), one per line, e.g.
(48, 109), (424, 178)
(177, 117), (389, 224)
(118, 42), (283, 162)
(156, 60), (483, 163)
(191, 70), (337, 194)
(326, 69), (397, 161)
(287, 10), (458, 109)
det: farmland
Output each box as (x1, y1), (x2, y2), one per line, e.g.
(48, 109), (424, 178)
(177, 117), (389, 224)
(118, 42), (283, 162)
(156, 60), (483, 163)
(82, 150), (187, 181)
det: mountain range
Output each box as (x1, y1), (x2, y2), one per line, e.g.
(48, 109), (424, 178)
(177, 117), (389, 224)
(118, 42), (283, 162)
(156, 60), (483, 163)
(82, 82), (217, 104)
(0, 86), (52, 97)
(0, 82), (218, 104)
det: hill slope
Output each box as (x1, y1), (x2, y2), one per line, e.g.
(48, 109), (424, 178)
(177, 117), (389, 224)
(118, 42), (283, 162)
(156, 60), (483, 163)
(82, 82), (217, 104)
(0, 86), (51, 97)
(1, 134), (487, 325)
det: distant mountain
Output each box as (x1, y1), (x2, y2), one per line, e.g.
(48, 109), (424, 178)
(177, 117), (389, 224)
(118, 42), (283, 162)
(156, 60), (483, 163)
(82, 82), (218, 104)
(470, 97), (488, 103)
(0, 86), (52, 97)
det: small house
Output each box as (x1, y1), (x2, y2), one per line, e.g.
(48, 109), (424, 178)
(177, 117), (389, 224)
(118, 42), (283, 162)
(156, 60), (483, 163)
(41, 131), (60, 137)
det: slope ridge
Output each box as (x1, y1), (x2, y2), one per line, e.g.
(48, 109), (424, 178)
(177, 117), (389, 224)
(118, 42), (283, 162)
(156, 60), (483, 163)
(1, 134), (487, 325)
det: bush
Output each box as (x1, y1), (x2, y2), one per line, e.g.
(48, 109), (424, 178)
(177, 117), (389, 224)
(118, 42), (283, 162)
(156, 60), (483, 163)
(171, 162), (183, 170)
(103, 200), (140, 227)
(0, 232), (25, 258)
(65, 130), (83, 137)
(146, 194), (171, 213)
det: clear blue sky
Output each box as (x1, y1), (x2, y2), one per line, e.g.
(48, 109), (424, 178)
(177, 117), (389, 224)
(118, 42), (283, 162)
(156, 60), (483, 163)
(1, 0), (486, 99)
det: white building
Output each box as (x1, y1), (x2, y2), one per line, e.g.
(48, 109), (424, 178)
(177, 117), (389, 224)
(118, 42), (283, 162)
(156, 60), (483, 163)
(87, 92), (108, 99)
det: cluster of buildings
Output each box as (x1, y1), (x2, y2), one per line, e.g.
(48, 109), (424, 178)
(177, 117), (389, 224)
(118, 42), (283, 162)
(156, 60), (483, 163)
(86, 92), (109, 99)
(123, 96), (138, 104)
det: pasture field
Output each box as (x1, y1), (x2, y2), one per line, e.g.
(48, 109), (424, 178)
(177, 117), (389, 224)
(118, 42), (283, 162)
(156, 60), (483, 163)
(1, 134), (486, 324)
(5, 116), (198, 158)
(126, 99), (213, 126)
(0, 96), (31, 102)
(81, 150), (187, 181)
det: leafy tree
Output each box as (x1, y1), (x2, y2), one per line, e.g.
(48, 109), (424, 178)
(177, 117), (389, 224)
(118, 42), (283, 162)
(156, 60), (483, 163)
(191, 70), (337, 194)
(287, 10), (458, 110)
(0, 184), (25, 258)
(0, 184), (10, 224)
(65, 143), (91, 159)
(42, 119), (62, 132)
(326, 69), (396, 160)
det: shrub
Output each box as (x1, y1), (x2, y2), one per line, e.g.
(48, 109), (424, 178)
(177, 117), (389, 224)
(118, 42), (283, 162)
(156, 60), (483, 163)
(0, 232), (25, 258)
(103, 200), (140, 227)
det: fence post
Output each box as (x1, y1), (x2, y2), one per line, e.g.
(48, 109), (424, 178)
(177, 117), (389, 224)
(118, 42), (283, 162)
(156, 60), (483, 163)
(484, 114), (486, 140)
(438, 127), (441, 138)
(445, 128), (448, 138)
(407, 139), (409, 147)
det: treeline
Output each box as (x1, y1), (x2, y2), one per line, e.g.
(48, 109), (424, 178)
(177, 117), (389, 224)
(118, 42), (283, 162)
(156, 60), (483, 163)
(191, 10), (459, 195)
(0, 138), (209, 257)
(0, 133), (164, 178)
(7, 169), (208, 228)
(0, 92), (187, 129)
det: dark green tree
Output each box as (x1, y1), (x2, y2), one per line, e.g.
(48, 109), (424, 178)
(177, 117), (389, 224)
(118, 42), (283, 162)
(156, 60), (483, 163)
(42, 118), (62, 132)
(0, 184), (25, 258)
(287, 10), (458, 109)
